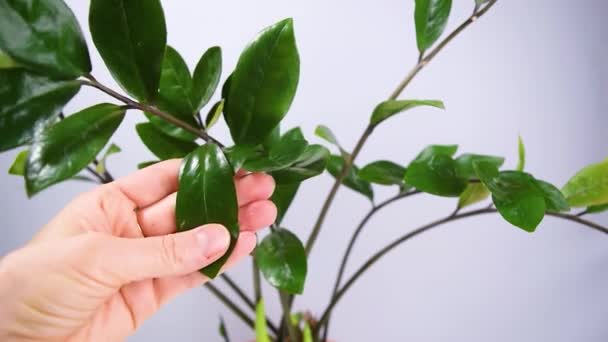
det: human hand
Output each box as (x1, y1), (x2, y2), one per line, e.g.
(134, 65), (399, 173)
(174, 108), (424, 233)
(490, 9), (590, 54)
(0, 159), (276, 342)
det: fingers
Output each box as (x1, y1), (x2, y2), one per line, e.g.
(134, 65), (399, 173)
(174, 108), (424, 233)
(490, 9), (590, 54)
(239, 200), (277, 231)
(235, 173), (275, 206)
(137, 193), (177, 237)
(114, 159), (181, 208)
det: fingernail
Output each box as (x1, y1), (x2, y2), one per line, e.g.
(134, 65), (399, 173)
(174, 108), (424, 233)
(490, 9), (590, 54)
(196, 225), (230, 258)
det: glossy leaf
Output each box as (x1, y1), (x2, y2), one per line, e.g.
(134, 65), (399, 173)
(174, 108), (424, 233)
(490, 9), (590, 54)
(95, 143), (121, 174)
(562, 158), (608, 207)
(176, 144), (239, 278)
(327, 155), (374, 201)
(26, 104), (125, 196)
(145, 113), (197, 141)
(255, 228), (307, 294)
(458, 183), (490, 209)
(192, 46), (222, 112)
(0, 0), (91, 78)
(224, 18), (300, 145)
(535, 179), (569, 212)
(271, 145), (330, 184)
(0, 69), (80, 152)
(455, 153), (504, 179)
(0, 51), (17, 69)
(224, 145), (260, 172)
(205, 100), (224, 130)
(255, 299), (271, 342)
(405, 154), (467, 197)
(587, 204), (608, 215)
(414, 0), (452, 53)
(359, 160), (407, 186)
(136, 123), (197, 160)
(370, 99), (444, 127)
(271, 182), (300, 224)
(243, 128), (308, 172)
(415, 144), (458, 159)
(8, 150), (28, 176)
(262, 125), (281, 150)
(89, 0), (166, 101)
(154, 46), (196, 124)
(517, 135), (525, 171)
(474, 161), (545, 232)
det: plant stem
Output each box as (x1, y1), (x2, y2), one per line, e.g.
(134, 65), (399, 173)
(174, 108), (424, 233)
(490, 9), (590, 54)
(253, 259), (262, 302)
(279, 291), (299, 342)
(81, 76), (224, 147)
(317, 208), (608, 329)
(205, 283), (256, 331)
(85, 166), (108, 184)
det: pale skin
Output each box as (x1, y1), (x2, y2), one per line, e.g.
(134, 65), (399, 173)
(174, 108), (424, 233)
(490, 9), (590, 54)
(0, 159), (277, 341)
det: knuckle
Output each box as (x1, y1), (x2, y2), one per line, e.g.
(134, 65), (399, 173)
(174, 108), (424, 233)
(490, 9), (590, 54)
(160, 235), (183, 269)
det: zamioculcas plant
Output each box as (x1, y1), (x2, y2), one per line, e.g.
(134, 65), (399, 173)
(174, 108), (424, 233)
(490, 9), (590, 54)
(1, 0), (606, 340)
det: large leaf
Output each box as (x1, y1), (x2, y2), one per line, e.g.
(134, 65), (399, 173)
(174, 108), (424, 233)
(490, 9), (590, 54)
(154, 46), (196, 124)
(458, 183), (490, 209)
(271, 182), (300, 224)
(0, 70), (80, 152)
(414, 0), (452, 53)
(136, 123), (197, 160)
(176, 144), (239, 278)
(535, 179), (569, 212)
(26, 104), (125, 196)
(0, 0), (91, 78)
(327, 155), (374, 201)
(370, 99), (444, 127)
(405, 145), (466, 197)
(359, 160), (407, 186)
(271, 145), (330, 184)
(243, 127), (308, 172)
(146, 113), (197, 141)
(562, 158), (608, 207)
(415, 144), (458, 159)
(255, 299), (271, 342)
(255, 228), (307, 294)
(474, 161), (546, 232)
(89, 0), (166, 101)
(192, 46), (222, 112)
(455, 153), (504, 179)
(224, 18), (300, 145)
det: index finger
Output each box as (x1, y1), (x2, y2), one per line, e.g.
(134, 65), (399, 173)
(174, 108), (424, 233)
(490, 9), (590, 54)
(114, 159), (182, 208)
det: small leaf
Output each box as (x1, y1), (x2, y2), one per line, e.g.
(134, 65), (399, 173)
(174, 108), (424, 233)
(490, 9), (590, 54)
(192, 46), (222, 112)
(176, 144), (239, 278)
(535, 179), (570, 212)
(26, 104), (125, 196)
(218, 316), (230, 342)
(327, 155), (374, 201)
(586, 204), (608, 215)
(458, 183), (491, 209)
(562, 158), (608, 207)
(302, 321), (313, 342)
(315, 125), (340, 148)
(517, 135), (525, 171)
(474, 161), (546, 232)
(205, 100), (224, 130)
(255, 228), (307, 294)
(89, 0), (166, 101)
(224, 18), (300, 145)
(359, 160), (407, 186)
(405, 145), (466, 197)
(271, 145), (330, 184)
(0, 0), (91, 78)
(136, 123), (197, 160)
(370, 99), (444, 127)
(455, 153), (504, 179)
(0, 70), (80, 152)
(255, 299), (271, 342)
(414, 0), (453, 53)
(271, 183), (300, 224)
(138, 160), (159, 169)
(8, 150), (28, 176)
(0, 51), (17, 69)
(154, 46), (197, 125)
(243, 128), (308, 172)
(95, 143), (121, 174)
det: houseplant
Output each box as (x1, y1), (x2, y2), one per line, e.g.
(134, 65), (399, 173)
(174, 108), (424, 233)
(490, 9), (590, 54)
(1, 0), (607, 341)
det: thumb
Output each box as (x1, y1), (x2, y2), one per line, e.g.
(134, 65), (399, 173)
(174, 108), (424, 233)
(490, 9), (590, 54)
(93, 224), (230, 283)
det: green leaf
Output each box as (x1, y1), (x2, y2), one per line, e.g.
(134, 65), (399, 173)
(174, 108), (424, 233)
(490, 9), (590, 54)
(315, 125), (340, 148)
(224, 145), (260, 172)
(517, 135), (525, 171)
(415, 144), (458, 159)
(414, 0), (453, 53)
(327, 155), (374, 201)
(562, 158), (608, 207)
(205, 100), (224, 130)
(586, 204), (608, 214)
(262, 125), (281, 150)
(89, 0), (166, 101)
(138, 160), (159, 169)
(145, 113), (197, 141)
(224, 18), (300, 145)
(243, 128), (308, 172)
(359, 160), (407, 186)
(176, 144), (239, 278)
(95, 143), (121, 174)
(26, 104), (125, 196)
(271, 183), (300, 224)
(0, 51), (17, 69)
(218, 316), (230, 342)
(0, 0), (91, 78)
(136, 123), (197, 160)
(8, 150), (28, 176)
(192, 46), (222, 112)
(370, 99), (444, 127)
(255, 299), (271, 342)
(302, 322), (313, 342)
(255, 228), (307, 294)
(271, 145), (330, 184)
(154, 46), (196, 125)
(405, 145), (466, 197)
(0, 69), (80, 152)
(474, 161), (546, 232)
(455, 153), (505, 179)
(535, 179), (570, 212)
(458, 183), (491, 209)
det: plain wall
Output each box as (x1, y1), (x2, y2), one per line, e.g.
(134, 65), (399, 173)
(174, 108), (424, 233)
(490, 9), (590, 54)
(1, 0), (607, 341)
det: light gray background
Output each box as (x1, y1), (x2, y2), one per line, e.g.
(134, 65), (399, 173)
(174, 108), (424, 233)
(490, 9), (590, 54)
(1, 0), (607, 341)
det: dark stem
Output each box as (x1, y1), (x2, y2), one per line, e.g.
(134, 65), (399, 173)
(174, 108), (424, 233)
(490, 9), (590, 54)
(279, 291), (299, 342)
(85, 166), (108, 184)
(205, 283), (256, 331)
(317, 208), (608, 330)
(576, 209), (589, 217)
(252, 259), (262, 302)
